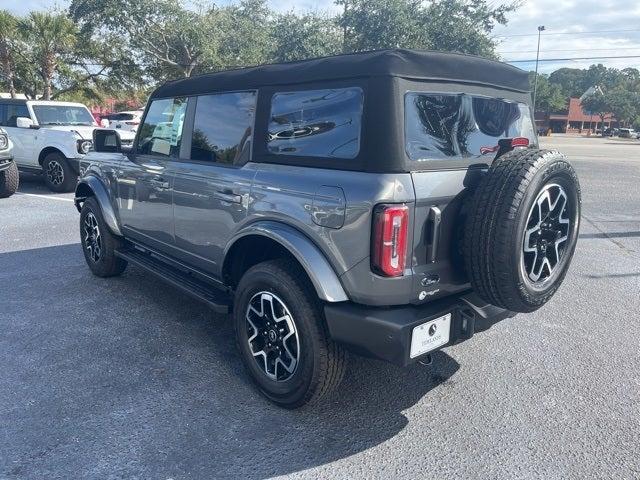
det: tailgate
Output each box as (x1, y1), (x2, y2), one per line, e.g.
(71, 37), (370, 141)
(410, 169), (474, 302)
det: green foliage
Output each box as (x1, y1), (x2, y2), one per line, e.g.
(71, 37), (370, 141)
(529, 72), (566, 113)
(2, 0), (635, 117)
(336, 0), (515, 56)
(270, 12), (342, 62)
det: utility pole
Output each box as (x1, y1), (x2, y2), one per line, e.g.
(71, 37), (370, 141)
(532, 25), (545, 114)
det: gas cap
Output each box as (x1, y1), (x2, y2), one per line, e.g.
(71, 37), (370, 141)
(311, 186), (346, 229)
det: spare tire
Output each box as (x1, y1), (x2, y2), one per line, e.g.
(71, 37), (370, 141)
(464, 149), (581, 313)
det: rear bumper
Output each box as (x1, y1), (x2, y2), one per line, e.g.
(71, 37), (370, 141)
(324, 292), (515, 367)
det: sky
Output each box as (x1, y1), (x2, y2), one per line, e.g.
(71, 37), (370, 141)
(6, 0), (640, 74)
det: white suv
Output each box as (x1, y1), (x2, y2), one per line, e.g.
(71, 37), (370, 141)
(0, 99), (135, 192)
(106, 110), (144, 133)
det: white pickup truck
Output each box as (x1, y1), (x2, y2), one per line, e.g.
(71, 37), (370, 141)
(0, 99), (135, 192)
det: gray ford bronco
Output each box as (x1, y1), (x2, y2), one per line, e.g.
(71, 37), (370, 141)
(75, 49), (581, 408)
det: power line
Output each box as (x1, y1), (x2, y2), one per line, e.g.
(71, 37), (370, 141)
(506, 55), (640, 63)
(499, 46), (640, 54)
(495, 28), (640, 39)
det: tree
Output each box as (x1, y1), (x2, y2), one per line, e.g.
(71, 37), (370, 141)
(218, 0), (272, 69)
(0, 11), (18, 97)
(529, 72), (566, 113)
(270, 12), (342, 62)
(581, 92), (611, 136)
(606, 89), (639, 127)
(20, 12), (77, 100)
(336, 0), (515, 57)
(70, 0), (222, 79)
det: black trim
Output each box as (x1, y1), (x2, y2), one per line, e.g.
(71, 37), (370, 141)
(324, 291), (514, 366)
(115, 246), (231, 314)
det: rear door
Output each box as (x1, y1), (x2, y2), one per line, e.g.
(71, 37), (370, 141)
(171, 91), (257, 276)
(117, 96), (187, 252)
(404, 91), (536, 300)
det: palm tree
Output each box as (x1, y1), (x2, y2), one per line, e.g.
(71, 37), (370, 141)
(21, 12), (77, 100)
(0, 10), (18, 98)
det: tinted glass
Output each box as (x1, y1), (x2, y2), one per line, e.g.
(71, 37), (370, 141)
(268, 87), (363, 159)
(137, 98), (187, 157)
(110, 113), (135, 121)
(32, 105), (95, 126)
(191, 92), (256, 165)
(1, 103), (30, 127)
(405, 93), (535, 162)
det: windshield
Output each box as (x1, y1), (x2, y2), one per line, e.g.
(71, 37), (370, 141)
(32, 105), (96, 126)
(405, 93), (535, 162)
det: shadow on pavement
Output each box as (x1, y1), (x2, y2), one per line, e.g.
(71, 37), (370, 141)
(0, 244), (460, 479)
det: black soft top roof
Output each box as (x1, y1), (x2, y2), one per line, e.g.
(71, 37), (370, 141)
(150, 49), (530, 99)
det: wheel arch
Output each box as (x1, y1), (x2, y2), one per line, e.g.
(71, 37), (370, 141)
(38, 146), (68, 166)
(74, 175), (122, 237)
(223, 221), (349, 303)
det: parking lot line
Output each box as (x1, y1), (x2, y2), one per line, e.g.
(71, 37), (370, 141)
(15, 192), (74, 202)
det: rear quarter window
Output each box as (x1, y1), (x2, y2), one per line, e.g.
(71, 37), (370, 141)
(405, 93), (535, 162)
(267, 87), (363, 160)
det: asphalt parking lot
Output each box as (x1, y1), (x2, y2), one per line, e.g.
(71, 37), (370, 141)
(1, 135), (639, 479)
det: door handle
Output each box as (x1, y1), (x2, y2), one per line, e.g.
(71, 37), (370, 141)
(428, 206), (442, 263)
(214, 189), (242, 204)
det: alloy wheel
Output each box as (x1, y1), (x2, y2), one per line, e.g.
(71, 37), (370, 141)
(46, 160), (64, 186)
(245, 291), (300, 382)
(83, 212), (102, 262)
(522, 183), (571, 284)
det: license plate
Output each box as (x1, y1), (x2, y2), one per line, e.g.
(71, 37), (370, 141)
(410, 313), (451, 358)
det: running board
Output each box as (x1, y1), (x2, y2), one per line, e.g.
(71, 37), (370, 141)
(115, 248), (231, 314)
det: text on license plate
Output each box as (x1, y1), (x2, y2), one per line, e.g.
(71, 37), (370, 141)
(410, 313), (451, 358)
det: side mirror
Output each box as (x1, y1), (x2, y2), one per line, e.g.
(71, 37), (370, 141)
(16, 117), (35, 129)
(93, 129), (121, 153)
(100, 118), (110, 128)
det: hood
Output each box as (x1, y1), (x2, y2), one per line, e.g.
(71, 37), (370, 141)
(45, 125), (97, 139)
(43, 125), (136, 141)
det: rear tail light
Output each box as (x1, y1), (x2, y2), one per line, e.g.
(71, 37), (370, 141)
(372, 204), (409, 277)
(511, 137), (529, 147)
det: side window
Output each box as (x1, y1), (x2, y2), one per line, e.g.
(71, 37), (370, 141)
(190, 91), (256, 165)
(2, 103), (29, 127)
(137, 97), (187, 157)
(267, 87), (363, 159)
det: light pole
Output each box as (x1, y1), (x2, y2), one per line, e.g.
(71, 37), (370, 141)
(532, 25), (545, 114)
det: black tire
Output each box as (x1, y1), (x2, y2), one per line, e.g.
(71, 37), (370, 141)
(80, 197), (128, 277)
(464, 149), (581, 313)
(0, 162), (19, 198)
(233, 259), (347, 408)
(43, 152), (77, 193)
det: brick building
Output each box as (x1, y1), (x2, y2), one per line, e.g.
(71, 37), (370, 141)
(536, 97), (617, 134)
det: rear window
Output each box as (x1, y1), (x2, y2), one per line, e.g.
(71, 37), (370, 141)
(405, 93), (535, 162)
(267, 87), (363, 160)
(110, 113), (135, 121)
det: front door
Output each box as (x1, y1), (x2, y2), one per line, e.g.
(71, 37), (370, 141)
(172, 91), (257, 275)
(1, 102), (36, 166)
(116, 97), (187, 252)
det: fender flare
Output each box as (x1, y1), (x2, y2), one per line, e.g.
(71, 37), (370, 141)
(39, 142), (77, 163)
(225, 221), (349, 303)
(74, 175), (122, 237)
